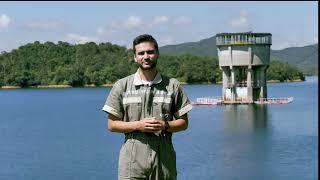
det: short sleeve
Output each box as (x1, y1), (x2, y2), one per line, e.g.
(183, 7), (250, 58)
(101, 81), (124, 119)
(173, 83), (193, 118)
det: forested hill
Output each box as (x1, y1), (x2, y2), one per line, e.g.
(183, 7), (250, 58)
(160, 36), (318, 75)
(160, 36), (218, 57)
(271, 44), (318, 75)
(0, 41), (304, 87)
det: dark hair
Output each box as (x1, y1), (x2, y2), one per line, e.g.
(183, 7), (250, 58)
(132, 34), (159, 54)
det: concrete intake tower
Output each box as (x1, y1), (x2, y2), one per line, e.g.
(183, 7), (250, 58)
(216, 32), (272, 103)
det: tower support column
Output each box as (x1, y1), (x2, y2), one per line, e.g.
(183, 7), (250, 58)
(222, 67), (228, 101)
(260, 66), (267, 99)
(247, 68), (253, 102)
(231, 67), (237, 102)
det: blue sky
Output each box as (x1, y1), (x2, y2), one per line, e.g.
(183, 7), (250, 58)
(0, 1), (318, 52)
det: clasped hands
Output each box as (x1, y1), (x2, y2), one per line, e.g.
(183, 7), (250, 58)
(138, 117), (165, 134)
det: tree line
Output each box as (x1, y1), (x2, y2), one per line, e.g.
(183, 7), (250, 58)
(0, 41), (305, 87)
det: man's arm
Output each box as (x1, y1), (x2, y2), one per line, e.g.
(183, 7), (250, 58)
(107, 114), (139, 133)
(165, 114), (188, 133)
(108, 113), (174, 133)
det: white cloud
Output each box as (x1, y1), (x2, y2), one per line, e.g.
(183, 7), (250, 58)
(25, 21), (65, 31)
(231, 10), (249, 28)
(98, 15), (192, 36)
(314, 36), (318, 44)
(0, 14), (11, 29)
(159, 36), (174, 46)
(97, 27), (105, 35)
(153, 16), (169, 25)
(65, 33), (98, 44)
(123, 16), (142, 29)
(97, 27), (112, 35)
(99, 16), (143, 34)
(97, 25), (119, 35)
(173, 16), (192, 25)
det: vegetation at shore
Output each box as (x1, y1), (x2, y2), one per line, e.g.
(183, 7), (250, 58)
(0, 41), (305, 88)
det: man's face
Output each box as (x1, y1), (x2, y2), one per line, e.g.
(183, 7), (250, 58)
(134, 42), (159, 70)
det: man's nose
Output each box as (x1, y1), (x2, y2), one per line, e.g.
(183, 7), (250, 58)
(143, 52), (150, 59)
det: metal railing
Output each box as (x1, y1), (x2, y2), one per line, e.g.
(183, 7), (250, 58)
(255, 97), (294, 104)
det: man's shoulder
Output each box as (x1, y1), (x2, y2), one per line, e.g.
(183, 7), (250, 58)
(169, 77), (181, 85)
(161, 74), (181, 85)
(113, 74), (135, 88)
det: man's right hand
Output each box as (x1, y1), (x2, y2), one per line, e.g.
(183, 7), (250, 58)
(137, 117), (164, 133)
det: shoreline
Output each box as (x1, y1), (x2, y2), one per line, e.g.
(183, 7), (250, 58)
(0, 84), (114, 89)
(0, 79), (309, 89)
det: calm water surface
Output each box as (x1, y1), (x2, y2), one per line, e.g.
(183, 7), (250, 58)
(0, 76), (318, 180)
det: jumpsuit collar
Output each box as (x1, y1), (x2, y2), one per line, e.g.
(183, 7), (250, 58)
(133, 69), (162, 86)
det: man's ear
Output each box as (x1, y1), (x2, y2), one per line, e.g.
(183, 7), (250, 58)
(134, 56), (137, 62)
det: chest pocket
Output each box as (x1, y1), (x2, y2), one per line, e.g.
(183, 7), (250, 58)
(152, 96), (173, 121)
(123, 96), (142, 121)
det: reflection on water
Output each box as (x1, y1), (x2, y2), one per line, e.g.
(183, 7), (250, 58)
(223, 104), (268, 130)
(221, 104), (272, 179)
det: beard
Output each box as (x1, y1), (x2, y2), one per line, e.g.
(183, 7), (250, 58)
(138, 60), (157, 70)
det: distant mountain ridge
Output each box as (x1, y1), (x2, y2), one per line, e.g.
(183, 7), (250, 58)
(159, 36), (318, 75)
(160, 36), (218, 57)
(271, 44), (318, 75)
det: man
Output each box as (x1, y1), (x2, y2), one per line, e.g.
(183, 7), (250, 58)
(102, 34), (192, 180)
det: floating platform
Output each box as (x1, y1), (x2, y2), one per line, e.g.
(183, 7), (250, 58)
(254, 97), (293, 105)
(192, 97), (293, 106)
(191, 97), (223, 106)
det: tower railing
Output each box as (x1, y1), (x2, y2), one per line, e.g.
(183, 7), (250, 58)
(216, 34), (272, 46)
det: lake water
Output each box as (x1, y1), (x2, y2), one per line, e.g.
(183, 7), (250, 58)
(0, 76), (318, 180)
